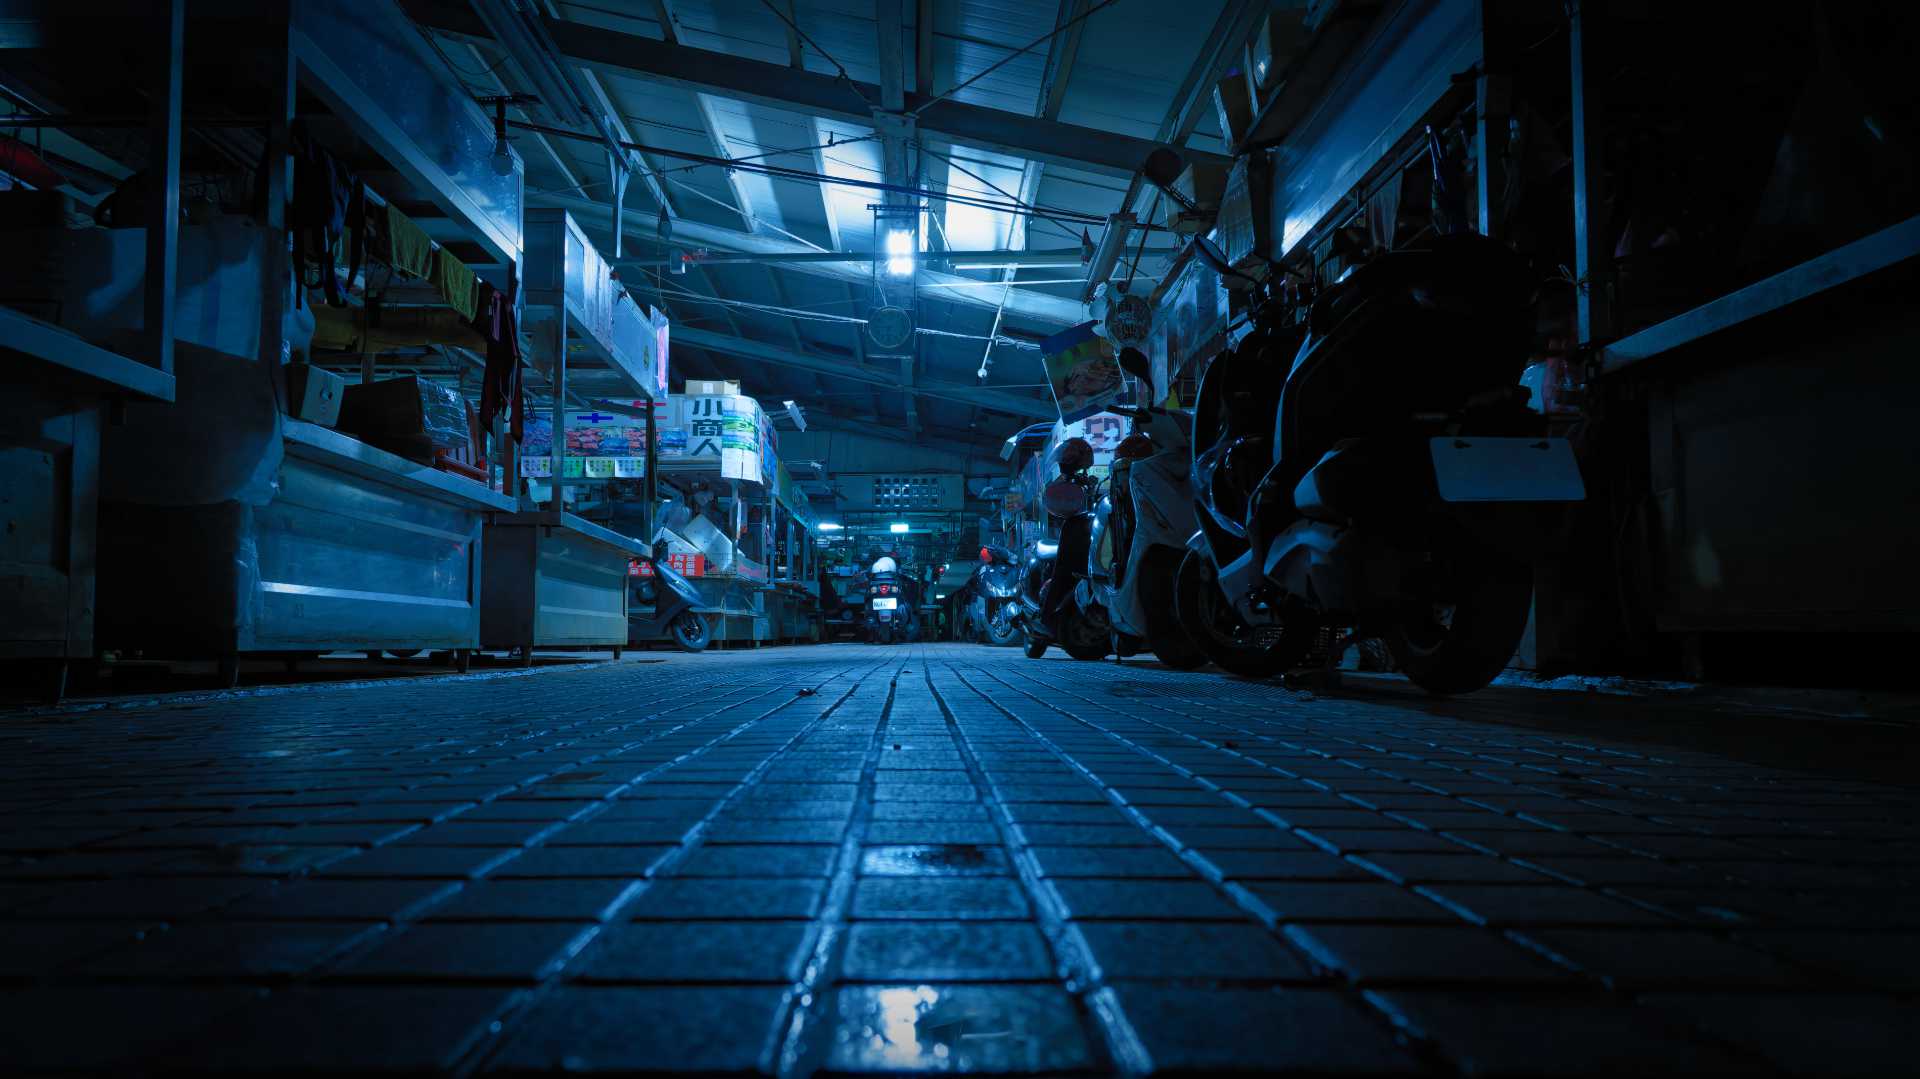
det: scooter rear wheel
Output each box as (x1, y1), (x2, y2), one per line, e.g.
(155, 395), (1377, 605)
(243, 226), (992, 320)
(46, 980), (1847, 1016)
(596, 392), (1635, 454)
(1059, 608), (1110, 661)
(1387, 548), (1532, 695)
(1174, 549), (1307, 678)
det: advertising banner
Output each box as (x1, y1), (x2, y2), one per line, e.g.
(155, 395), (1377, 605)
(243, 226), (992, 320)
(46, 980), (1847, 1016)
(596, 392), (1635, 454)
(1039, 320), (1124, 422)
(1053, 411), (1128, 481)
(662, 394), (768, 482)
(631, 553), (707, 578)
(520, 403), (660, 478)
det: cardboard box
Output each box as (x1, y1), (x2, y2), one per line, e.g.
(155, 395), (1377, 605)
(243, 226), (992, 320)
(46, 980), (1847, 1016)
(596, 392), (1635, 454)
(338, 375), (473, 465)
(284, 364), (345, 426)
(1212, 73), (1255, 147)
(1177, 162), (1232, 212)
(1216, 151), (1275, 272)
(1248, 11), (1312, 94)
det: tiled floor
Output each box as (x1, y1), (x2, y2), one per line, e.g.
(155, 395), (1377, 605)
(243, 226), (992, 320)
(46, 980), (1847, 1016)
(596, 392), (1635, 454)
(1, 644), (1914, 1075)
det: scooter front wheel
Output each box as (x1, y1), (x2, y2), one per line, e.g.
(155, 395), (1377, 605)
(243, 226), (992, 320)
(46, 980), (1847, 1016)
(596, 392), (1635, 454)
(1139, 547), (1209, 670)
(985, 606), (1021, 646)
(670, 612), (711, 653)
(1174, 549), (1307, 678)
(1023, 637), (1048, 659)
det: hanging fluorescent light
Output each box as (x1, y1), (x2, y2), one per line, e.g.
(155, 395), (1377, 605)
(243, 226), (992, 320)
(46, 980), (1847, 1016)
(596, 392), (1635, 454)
(884, 229), (915, 277)
(889, 522), (910, 534)
(817, 522), (844, 531)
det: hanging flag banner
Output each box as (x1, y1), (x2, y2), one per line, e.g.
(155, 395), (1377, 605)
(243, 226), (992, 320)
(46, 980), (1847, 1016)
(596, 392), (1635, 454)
(1040, 320), (1124, 422)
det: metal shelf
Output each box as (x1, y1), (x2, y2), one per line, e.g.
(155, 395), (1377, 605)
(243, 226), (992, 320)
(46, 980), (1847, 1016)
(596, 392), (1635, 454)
(1599, 213), (1920, 376)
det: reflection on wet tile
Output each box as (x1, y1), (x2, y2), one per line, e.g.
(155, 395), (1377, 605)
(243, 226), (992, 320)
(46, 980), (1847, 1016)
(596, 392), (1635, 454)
(827, 984), (1095, 1073)
(860, 845), (1009, 877)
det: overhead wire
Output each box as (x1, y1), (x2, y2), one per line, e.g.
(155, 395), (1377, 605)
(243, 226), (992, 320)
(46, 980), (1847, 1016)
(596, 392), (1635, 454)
(909, 0), (1122, 117)
(917, 145), (1086, 245)
(511, 117), (1146, 228)
(755, 0), (875, 110)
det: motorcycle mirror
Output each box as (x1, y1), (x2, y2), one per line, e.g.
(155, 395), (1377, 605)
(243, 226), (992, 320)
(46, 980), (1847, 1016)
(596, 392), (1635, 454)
(1189, 235), (1235, 276)
(1117, 346), (1154, 403)
(1142, 147), (1198, 214)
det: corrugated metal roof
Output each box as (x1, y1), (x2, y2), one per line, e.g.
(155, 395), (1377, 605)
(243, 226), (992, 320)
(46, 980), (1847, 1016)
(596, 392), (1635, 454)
(416, 0), (1254, 454)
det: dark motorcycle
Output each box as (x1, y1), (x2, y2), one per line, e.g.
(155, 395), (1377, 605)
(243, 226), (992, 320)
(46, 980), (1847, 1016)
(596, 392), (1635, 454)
(962, 544), (1024, 646)
(1175, 229), (1584, 694)
(865, 556), (918, 644)
(628, 542), (710, 652)
(1012, 437), (1111, 661)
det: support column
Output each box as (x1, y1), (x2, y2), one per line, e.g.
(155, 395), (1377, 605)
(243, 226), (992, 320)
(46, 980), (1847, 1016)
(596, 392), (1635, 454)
(144, 0), (183, 376)
(1569, 0), (1607, 346)
(548, 321), (567, 511)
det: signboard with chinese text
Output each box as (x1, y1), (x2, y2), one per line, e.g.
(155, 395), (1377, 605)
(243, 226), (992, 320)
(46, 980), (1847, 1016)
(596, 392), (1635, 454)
(630, 553), (707, 578)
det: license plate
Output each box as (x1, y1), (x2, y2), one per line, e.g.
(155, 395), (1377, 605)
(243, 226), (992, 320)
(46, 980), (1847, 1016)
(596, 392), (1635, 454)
(1430, 437), (1585, 502)
(872, 597), (898, 610)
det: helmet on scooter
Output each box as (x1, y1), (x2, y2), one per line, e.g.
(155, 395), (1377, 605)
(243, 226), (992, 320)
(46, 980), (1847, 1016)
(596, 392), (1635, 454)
(1050, 436), (1094, 477)
(1114, 432), (1156, 461)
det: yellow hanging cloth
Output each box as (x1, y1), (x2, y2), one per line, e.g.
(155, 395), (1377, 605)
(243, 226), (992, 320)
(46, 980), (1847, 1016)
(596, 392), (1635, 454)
(384, 202), (434, 280)
(429, 246), (478, 322)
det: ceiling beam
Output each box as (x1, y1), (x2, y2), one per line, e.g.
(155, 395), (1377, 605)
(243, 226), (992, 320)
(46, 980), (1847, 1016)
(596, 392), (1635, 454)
(1039, 0), (1088, 122)
(914, 0), (934, 94)
(540, 191), (1086, 326)
(672, 325), (1056, 419)
(780, 0), (803, 68)
(404, 0), (1227, 178)
(1120, 0), (1264, 216)
(786, 412), (993, 466)
(647, 0), (758, 230)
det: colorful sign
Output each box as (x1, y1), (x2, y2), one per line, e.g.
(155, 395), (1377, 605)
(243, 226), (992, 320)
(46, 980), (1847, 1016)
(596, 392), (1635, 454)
(661, 394), (767, 482)
(1040, 320), (1124, 422)
(1053, 411), (1128, 481)
(630, 553), (707, 578)
(519, 407), (657, 478)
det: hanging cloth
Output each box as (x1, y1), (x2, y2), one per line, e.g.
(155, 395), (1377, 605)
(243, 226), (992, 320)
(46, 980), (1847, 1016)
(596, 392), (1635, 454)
(429, 246), (479, 322)
(285, 119), (364, 308)
(475, 280), (524, 443)
(383, 202), (434, 280)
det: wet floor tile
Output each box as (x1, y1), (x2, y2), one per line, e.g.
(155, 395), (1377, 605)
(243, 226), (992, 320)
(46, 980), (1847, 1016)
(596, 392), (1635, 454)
(826, 984), (1096, 1073)
(860, 844), (1010, 877)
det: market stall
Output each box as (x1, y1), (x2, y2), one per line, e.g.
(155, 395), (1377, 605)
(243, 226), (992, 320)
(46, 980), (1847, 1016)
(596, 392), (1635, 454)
(646, 385), (799, 647)
(478, 208), (661, 659)
(766, 459), (825, 643)
(6, 3), (525, 684)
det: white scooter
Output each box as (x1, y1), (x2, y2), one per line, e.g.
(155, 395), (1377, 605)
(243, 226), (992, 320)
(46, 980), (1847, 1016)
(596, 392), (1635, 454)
(1085, 349), (1208, 668)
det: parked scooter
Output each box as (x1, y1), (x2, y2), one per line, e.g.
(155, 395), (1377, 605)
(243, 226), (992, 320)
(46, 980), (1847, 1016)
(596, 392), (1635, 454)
(1175, 226), (1584, 694)
(1012, 437), (1111, 661)
(961, 545), (1024, 646)
(628, 541), (710, 652)
(1087, 350), (1208, 668)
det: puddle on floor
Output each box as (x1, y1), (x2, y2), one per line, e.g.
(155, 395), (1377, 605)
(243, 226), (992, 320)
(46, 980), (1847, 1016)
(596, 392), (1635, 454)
(858, 845), (1009, 877)
(828, 984), (1094, 1073)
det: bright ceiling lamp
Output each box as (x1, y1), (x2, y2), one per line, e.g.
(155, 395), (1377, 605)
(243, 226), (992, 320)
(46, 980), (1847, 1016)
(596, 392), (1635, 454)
(889, 522), (910, 534)
(817, 522), (843, 531)
(884, 229), (915, 277)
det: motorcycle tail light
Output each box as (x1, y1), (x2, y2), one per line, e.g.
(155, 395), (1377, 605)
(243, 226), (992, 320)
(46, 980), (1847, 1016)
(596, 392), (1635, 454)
(979, 546), (992, 564)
